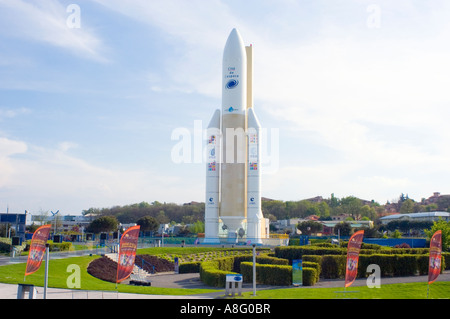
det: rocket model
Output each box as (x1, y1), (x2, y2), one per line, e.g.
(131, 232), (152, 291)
(204, 28), (266, 245)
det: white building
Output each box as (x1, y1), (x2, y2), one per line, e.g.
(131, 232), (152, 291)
(379, 211), (450, 225)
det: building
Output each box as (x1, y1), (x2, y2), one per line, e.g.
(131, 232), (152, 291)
(321, 220), (374, 235)
(31, 214), (94, 232)
(379, 211), (450, 225)
(0, 213), (27, 241)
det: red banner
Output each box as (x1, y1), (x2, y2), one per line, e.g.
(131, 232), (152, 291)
(345, 230), (364, 288)
(25, 224), (51, 276)
(428, 230), (442, 285)
(116, 225), (140, 283)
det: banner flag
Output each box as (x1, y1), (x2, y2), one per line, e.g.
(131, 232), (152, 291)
(116, 225), (140, 283)
(345, 230), (364, 288)
(428, 230), (442, 285)
(25, 224), (51, 276)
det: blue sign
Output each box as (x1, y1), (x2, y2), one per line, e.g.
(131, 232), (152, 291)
(292, 259), (303, 286)
(226, 79), (239, 89)
(226, 274), (243, 282)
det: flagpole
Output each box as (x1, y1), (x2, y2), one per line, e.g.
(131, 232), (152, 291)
(43, 243), (49, 299)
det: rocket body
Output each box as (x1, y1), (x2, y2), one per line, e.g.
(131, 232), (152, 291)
(220, 29), (247, 242)
(204, 28), (266, 244)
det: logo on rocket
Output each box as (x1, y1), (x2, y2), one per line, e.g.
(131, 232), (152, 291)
(226, 79), (239, 89)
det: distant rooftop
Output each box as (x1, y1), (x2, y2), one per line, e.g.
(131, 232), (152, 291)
(380, 211), (450, 221)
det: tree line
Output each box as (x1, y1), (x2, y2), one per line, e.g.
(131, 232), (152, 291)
(82, 193), (450, 227)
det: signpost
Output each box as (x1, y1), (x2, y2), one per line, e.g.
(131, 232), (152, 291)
(292, 259), (303, 286)
(225, 274), (243, 297)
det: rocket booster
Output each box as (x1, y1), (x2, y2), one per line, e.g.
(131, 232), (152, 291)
(204, 28), (264, 244)
(220, 28), (247, 235)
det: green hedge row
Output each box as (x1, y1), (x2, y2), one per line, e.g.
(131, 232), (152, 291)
(240, 262), (292, 286)
(274, 246), (437, 262)
(303, 254), (447, 279)
(179, 262), (201, 274)
(47, 241), (72, 252)
(240, 262), (319, 286)
(274, 246), (347, 261)
(198, 254), (290, 287)
(199, 258), (237, 287)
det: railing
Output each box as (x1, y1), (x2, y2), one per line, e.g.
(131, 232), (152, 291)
(134, 255), (156, 274)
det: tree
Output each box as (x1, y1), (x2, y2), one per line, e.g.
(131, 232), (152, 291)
(340, 196), (362, 218)
(334, 222), (352, 236)
(86, 216), (119, 234)
(189, 220), (205, 234)
(297, 221), (323, 236)
(425, 219), (450, 251)
(399, 199), (414, 214)
(137, 216), (159, 233)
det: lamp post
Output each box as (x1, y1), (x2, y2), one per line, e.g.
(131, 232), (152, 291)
(252, 244), (256, 296)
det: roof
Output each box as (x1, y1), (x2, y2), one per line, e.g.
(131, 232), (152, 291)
(379, 211), (450, 220)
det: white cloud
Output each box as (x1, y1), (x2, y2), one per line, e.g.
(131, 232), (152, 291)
(0, 0), (106, 62)
(0, 139), (200, 213)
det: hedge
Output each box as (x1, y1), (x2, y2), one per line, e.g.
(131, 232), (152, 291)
(302, 267), (318, 286)
(47, 241), (72, 252)
(179, 262), (201, 274)
(274, 246), (438, 263)
(199, 259), (238, 287)
(240, 262), (291, 286)
(274, 246), (347, 262)
(199, 254), (290, 287)
(302, 254), (446, 279)
(303, 261), (321, 283)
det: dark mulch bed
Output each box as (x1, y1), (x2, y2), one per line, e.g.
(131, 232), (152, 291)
(87, 256), (118, 283)
(87, 255), (174, 283)
(134, 255), (175, 273)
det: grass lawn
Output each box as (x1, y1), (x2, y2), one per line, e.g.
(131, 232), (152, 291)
(242, 281), (450, 299)
(1, 247), (448, 299)
(0, 255), (220, 296)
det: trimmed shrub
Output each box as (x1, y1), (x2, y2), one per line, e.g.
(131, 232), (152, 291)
(274, 246), (346, 262)
(240, 262), (292, 286)
(179, 262), (201, 274)
(303, 261), (320, 283)
(199, 259), (238, 287)
(233, 254), (289, 273)
(443, 253), (450, 270)
(303, 267), (318, 286)
(320, 255), (346, 279)
(48, 241), (72, 252)
(302, 255), (322, 265)
(200, 254), (290, 287)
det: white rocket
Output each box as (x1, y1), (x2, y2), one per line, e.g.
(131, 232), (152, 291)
(204, 28), (266, 245)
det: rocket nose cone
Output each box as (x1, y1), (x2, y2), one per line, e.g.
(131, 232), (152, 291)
(223, 28), (245, 59)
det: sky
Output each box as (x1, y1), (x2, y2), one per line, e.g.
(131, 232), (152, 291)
(1, 0), (450, 215)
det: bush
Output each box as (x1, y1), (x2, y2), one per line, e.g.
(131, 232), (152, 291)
(303, 267), (318, 286)
(274, 246), (346, 262)
(240, 262), (292, 286)
(302, 255), (323, 265)
(320, 255), (346, 279)
(179, 262), (201, 274)
(443, 253), (450, 270)
(199, 259), (237, 287)
(199, 254), (290, 287)
(233, 254), (289, 273)
(303, 261), (320, 282)
(48, 241), (72, 252)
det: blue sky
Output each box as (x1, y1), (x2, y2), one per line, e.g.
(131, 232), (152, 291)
(1, 0), (450, 215)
